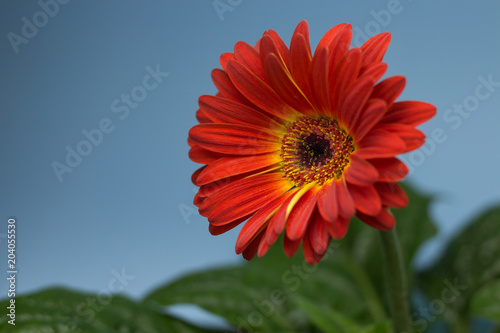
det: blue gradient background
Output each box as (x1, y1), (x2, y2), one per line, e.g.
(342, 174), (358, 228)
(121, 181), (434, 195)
(1, 0), (500, 326)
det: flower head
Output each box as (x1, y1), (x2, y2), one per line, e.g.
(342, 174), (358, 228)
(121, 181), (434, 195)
(188, 21), (436, 264)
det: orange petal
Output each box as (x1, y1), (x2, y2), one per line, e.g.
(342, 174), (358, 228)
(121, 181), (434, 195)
(188, 123), (280, 155)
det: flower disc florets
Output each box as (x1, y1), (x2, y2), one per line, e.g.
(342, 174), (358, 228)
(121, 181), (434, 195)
(281, 117), (354, 186)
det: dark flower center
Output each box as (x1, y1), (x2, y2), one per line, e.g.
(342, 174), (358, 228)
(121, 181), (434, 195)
(296, 134), (334, 169)
(280, 117), (354, 186)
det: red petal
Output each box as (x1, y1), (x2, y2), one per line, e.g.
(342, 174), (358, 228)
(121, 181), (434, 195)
(382, 101), (437, 126)
(264, 53), (315, 115)
(371, 76), (406, 106)
(199, 95), (280, 128)
(220, 52), (235, 72)
(209, 217), (246, 235)
(360, 62), (388, 82)
(261, 30), (290, 69)
(309, 47), (330, 113)
(369, 158), (408, 182)
(199, 173), (290, 225)
(227, 60), (297, 121)
(303, 231), (322, 265)
(352, 99), (387, 143)
(308, 211), (331, 255)
(211, 69), (254, 107)
(317, 181), (338, 223)
(329, 48), (362, 113)
(336, 180), (356, 218)
(189, 123), (280, 155)
(326, 215), (350, 239)
(344, 154), (379, 186)
(357, 207), (395, 230)
(290, 32), (313, 102)
(376, 123), (426, 153)
(339, 76), (374, 129)
(283, 234), (301, 258)
(375, 182), (409, 209)
(286, 186), (319, 241)
(360, 32), (391, 67)
(290, 21), (313, 94)
(347, 183), (382, 216)
(316, 23), (352, 56)
(266, 183), (319, 245)
(235, 190), (294, 254)
(191, 166), (206, 186)
(196, 108), (212, 124)
(326, 24), (352, 72)
(188, 145), (227, 164)
(242, 231), (265, 261)
(197, 153), (280, 185)
(234, 41), (268, 83)
(356, 130), (406, 159)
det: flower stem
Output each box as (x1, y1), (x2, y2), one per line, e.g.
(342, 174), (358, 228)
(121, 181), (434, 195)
(379, 228), (411, 333)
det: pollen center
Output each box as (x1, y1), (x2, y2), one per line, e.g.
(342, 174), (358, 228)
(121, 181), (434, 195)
(280, 117), (354, 186)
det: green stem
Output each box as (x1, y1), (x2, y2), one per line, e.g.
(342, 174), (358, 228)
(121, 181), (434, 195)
(379, 228), (411, 333)
(343, 253), (387, 322)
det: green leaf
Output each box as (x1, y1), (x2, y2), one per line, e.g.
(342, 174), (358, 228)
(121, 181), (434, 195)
(471, 279), (500, 322)
(0, 287), (217, 333)
(417, 205), (500, 328)
(293, 296), (359, 333)
(358, 321), (392, 333)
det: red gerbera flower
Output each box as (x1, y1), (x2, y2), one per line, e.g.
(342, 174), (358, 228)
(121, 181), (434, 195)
(188, 20), (436, 265)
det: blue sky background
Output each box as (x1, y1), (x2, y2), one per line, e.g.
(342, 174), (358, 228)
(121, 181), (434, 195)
(1, 0), (500, 321)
